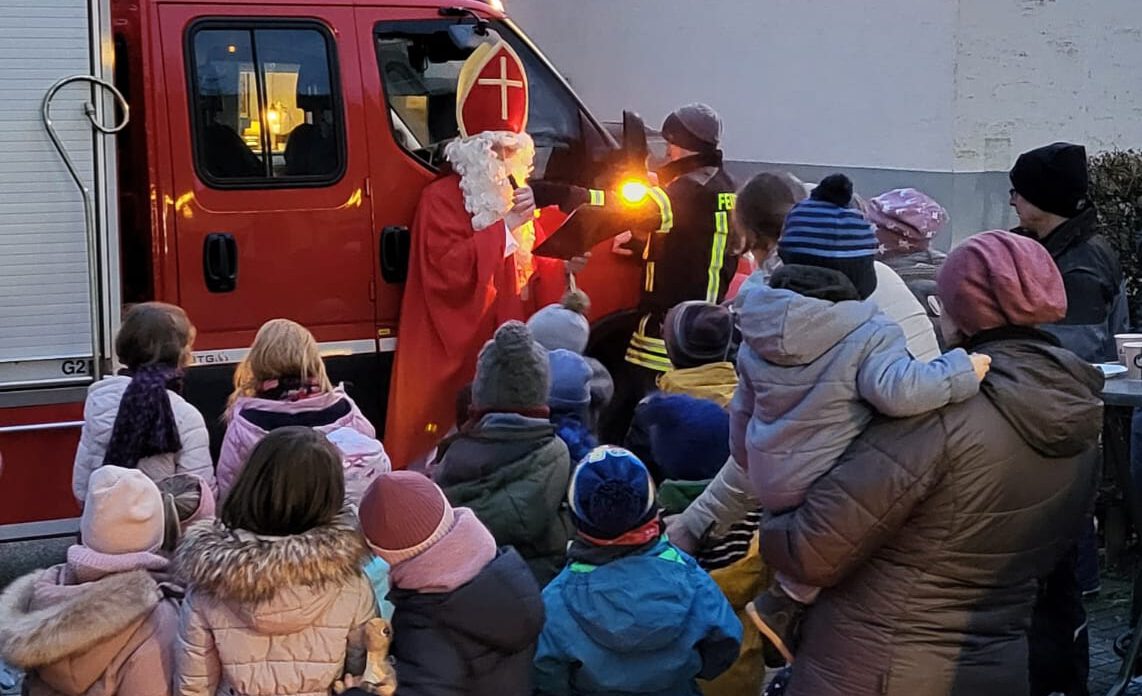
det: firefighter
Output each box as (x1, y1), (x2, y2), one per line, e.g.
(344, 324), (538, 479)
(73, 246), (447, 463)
(600, 103), (740, 443)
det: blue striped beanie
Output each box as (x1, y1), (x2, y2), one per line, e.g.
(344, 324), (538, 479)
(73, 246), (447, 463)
(778, 174), (879, 299)
(778, 174), (877, 260)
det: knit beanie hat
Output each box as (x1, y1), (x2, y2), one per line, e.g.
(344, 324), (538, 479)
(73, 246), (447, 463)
(358, 471), (454, 565)
(868, 188), (949, 255)
(81, 466), (165, 555)
(471, 321), (551, 413)
(1010, 142), (1090, 219)
(661, 103), (722, 154)
(548, 349), (592, 418)
(780, 174), (879, 299)
(527, 290), (591, 354)
(937, 230), (1067, 337)
(663, 301), (735, 370)
(569, 446), (657, 540)
(644, 394), (730, 482)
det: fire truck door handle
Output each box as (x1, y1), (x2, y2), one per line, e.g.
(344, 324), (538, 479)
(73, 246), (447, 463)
(203, 232), (238, 293)
(380, 226), (410, 284)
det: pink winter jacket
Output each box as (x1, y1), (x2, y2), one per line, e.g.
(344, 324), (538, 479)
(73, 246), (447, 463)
(217, 390), (376, 501)
(174, 513), (376, 696)
(73, 375), (216, 503)
(0, 549), (180, 696)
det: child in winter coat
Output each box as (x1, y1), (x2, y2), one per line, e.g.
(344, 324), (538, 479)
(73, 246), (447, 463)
(734, 174), (990, 665)
(359, 471), (545, 696)
(657, 301), (739, 406)
(534, 446), (742, 696)
(0, 466), (181, 696)
(626, 301), (737, 477)
(434, 321), (574, 586)
(547, 349), (599, 462)
(527, 289), (614, 428)
(217, 318), (387, 504)
(175, 427), (377, 696)
(645, 395), (766, 696)
(73, 302), (214, 502)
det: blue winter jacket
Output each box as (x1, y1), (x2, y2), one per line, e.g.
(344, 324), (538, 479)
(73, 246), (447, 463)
(533, 539), (742, 696)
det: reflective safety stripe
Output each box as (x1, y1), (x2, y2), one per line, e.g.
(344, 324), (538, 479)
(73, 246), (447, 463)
(626, 315), (672, 372)
(589, 189), (606, 206)
(648, 186), (673, 233)
(644, 261), (656, 292)
(706, 211), (730, 302)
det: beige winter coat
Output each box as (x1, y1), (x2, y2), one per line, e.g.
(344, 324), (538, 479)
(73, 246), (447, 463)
(174, 514), (377, 696)
(73, 375), (216, 502)
(0, 567), (180, 696)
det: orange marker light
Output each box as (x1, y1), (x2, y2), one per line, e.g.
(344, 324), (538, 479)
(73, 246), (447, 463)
(620, 180), (650, 205)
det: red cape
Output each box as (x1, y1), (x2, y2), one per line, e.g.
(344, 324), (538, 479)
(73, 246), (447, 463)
(385, 174), (564, 467)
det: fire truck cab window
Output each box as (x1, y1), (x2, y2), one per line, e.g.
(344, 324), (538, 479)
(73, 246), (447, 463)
(189, 25), (343, 186)
(376, 21), (608, 184)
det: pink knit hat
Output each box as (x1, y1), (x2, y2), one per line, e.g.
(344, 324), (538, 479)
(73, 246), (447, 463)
(81, 466), (165, 555)
(937, 230), (1067, 337)
(868, 188), (948, 255)
(358, 471), (455, 565)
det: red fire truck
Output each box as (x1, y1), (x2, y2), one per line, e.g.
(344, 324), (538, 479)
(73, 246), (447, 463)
(0, 0), (644, 540)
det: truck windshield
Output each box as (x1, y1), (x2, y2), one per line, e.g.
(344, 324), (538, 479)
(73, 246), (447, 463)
(375, 20), (611, 186)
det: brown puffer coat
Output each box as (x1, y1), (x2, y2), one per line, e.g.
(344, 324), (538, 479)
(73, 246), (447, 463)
(760, 329), (1103, 696)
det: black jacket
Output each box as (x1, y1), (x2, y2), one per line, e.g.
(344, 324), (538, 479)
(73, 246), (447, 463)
(760, 329), (1102, 696)
(388, 548), (544, 696)
(624, 152), (739, 371)
(635, 153), (739, 321)
(1015, 208), (1127, 363)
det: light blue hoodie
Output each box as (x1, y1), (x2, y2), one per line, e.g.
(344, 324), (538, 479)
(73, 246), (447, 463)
(731, 283), (978, 512)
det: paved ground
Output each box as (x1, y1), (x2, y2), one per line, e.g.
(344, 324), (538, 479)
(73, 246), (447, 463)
(1091, 566), (1141, 696)
(0, 536), (1140, 695)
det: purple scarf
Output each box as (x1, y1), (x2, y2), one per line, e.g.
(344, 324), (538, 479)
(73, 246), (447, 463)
(102, 365), (184, 469)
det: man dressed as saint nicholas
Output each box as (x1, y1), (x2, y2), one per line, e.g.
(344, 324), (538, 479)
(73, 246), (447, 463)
(385, 36), (583, 467)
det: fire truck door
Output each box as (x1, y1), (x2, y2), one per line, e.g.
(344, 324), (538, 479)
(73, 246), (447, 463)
(159, 5), (376, 350)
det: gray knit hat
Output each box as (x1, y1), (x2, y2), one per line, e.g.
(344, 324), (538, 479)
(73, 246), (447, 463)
(472, 321), (551, 413)
(661, 103), (722, 154)
(527, 290), (590, 354)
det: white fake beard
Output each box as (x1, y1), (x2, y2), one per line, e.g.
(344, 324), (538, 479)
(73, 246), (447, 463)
(445, 131), (536, 231)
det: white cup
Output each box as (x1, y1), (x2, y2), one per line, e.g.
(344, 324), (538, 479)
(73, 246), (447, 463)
(1116, 334), (1142, 363)
(1123, 342), (1142, 379)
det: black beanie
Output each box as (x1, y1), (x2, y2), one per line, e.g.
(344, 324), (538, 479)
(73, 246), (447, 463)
(1010, 142), (1090, 218)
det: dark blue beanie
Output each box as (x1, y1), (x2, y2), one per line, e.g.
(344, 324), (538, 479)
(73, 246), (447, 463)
(569, 447), (657, 540)
(644, 394), (730, 482)
(548, 349), (592, 420)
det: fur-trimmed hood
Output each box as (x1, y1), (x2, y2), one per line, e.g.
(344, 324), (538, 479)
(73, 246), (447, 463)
(0, 569), (161, 671)
(175, 513), (370, 618)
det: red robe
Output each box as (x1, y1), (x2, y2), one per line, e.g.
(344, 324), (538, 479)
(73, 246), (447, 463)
(385, 173), (564, 467)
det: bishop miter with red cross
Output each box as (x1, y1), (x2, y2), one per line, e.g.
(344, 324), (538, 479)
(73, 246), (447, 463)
(386, 36), (572, 468)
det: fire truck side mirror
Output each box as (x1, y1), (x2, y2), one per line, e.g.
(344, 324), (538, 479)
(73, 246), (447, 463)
(380, 226), (410, 284)
(621, 110), (648, 171)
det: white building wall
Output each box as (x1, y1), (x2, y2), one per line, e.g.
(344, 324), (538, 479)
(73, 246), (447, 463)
(953, 0), (1142, 172)
(509, 0), (1142, 239)
(510, 0), (957, 171)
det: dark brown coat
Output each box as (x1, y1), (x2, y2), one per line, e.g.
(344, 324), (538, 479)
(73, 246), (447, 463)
(761, 329), (1103, 696)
